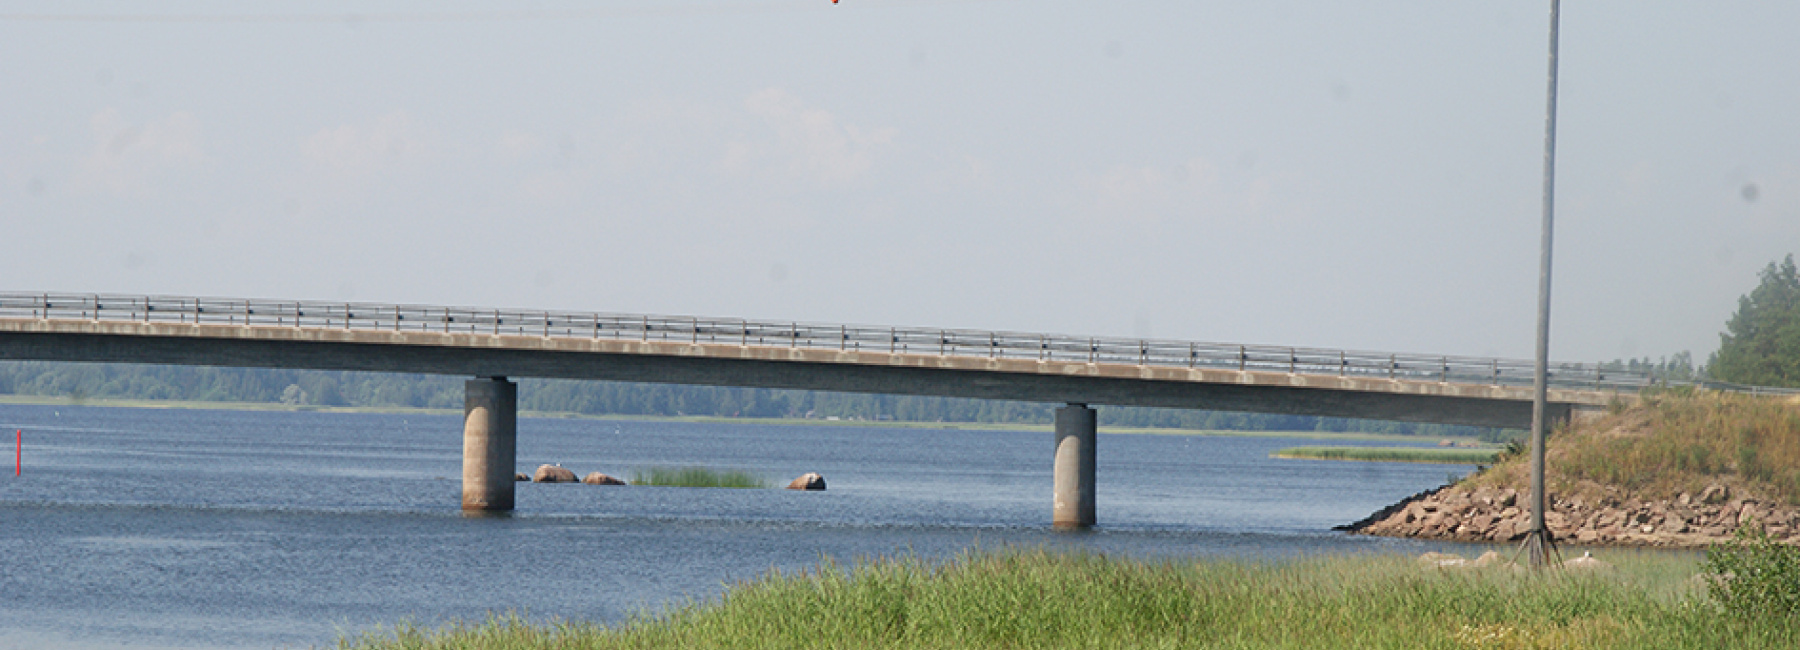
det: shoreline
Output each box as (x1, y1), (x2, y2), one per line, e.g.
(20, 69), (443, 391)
(1338, 480), (1800, 549)
(0, 394), (1481, 443)
(1341, 392), (1800, 548)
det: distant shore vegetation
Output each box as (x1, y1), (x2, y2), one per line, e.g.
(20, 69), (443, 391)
(0, 360), (1507, 439)
(1272, 445), (1501, 465)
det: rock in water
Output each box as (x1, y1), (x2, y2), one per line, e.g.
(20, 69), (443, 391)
(514, 472), (531, 482)
(786, 472), (826, 491)
(533, 464), (578, 483)
(582, 472), (626, 486)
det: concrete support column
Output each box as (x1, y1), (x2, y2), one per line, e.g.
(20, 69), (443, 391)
(1053, 403), (1096, 529)
(462, 377), (517, 512)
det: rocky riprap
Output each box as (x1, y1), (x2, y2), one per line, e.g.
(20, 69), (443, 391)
(1339, 482), (1800, 547)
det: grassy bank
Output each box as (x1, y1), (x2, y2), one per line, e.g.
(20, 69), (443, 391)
(628, 466), (770, 489)
(1467, 390), (1800, 506)
(338, 549), (1796, 650)
(1274, 445), (1500, 464)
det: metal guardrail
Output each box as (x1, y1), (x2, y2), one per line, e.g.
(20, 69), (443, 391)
(0, 291), (1756, 394)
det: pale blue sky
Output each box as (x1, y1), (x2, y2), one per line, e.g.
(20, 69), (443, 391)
(2, 1), (1795, 365)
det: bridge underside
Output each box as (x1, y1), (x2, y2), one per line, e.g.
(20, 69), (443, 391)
(0, 328), (1567, 429)
(2, 319), (1612, 524)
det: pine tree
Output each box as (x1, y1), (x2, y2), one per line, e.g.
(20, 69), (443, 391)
(1711, 255), (1800, 387)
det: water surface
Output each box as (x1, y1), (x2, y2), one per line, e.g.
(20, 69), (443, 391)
(0, 405), (1484, 649)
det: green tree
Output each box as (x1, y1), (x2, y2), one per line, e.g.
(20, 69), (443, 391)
(279, 383), (308, 405)
(1712, 254), (1800, 387)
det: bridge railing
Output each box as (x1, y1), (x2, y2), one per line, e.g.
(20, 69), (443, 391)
(0, 291), (1724, 393)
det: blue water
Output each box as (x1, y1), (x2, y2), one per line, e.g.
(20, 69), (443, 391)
(0, 404), (1485, 649)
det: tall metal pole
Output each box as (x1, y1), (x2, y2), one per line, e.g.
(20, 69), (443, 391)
(1526, 0), (1562, 570)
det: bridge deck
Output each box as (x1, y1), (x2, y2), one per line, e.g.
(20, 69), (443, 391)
(0, 293), (1642, 429)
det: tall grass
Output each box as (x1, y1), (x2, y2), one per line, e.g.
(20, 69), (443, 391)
(337, 549), (1799, 650)
(1274, 446), (1500, 464)
(627, 466), (770, 489)
(1541, 391), (1800, 504)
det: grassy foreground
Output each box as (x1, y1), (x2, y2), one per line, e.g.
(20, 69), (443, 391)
(1274, 446), (1501, 465)
(628, 466), (771, 489)
(337, 549), (1796, 650)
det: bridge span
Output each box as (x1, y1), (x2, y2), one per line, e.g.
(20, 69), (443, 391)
(0, 293), (1643, 527)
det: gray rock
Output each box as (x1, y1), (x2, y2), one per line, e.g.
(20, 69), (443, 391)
(533, 464), (578, 483)
(582, 472), (626, 486)
(1701, 484), (1731, 505)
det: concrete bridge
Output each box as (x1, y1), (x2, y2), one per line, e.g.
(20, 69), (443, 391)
(0, 293), (1644, 528)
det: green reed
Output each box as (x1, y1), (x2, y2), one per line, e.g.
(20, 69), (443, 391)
(1274, 446), (1501, 465)
(627, 466), (770, 489)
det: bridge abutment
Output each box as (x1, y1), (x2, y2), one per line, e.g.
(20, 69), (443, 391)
(462, 377), (517, 512)
(1053, 403), (1096, 529)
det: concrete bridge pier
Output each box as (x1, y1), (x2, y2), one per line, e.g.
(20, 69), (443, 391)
(462, 377), (517, 512)
(1053, 403), (1096, 529)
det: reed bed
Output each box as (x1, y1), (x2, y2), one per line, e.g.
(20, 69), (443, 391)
(1274, 446), (1500, 465)
(336, 548), (1797, 650)
(627, 466), (770, 489)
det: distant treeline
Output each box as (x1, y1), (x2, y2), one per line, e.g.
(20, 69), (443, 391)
(0, 361), (1512, 439)
(1600, 352), (1699, 383)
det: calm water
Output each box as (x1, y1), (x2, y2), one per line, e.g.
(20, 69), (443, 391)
(0, 404), (1487, 649)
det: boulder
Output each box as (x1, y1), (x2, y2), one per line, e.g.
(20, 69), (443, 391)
(515, 472), (531, 482)
(1469, 550), (1509, 568)
(1700, 484), (1731, 505)
(1417, 552), (1467, 568)
(1493, 518), (1521, 541)
(1563, 551), (1612, 571)
(582, 472), (626, 486)
(786, 472), (826, 491)
(533, 464), (578, 483)
(1739, 502), (1764, 527)
(1470, 514), (1497, 533)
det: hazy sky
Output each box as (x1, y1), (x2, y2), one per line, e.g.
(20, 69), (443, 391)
(3, 1), (1795, 365)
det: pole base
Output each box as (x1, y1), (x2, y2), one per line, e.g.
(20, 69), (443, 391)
(1517, 528), (1562, 570)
